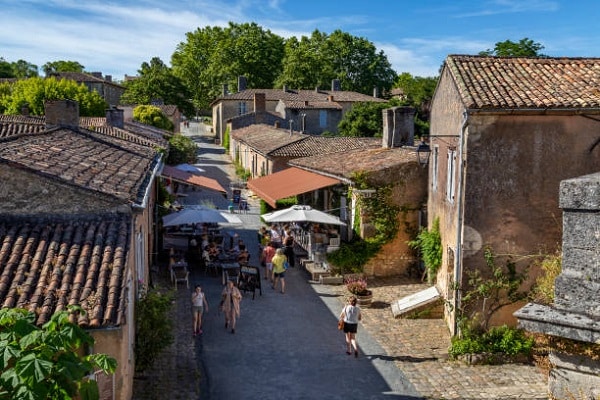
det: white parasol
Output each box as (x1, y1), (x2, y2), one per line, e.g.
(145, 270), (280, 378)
(262, 205), (346, 225)
(174, 163), (205, 174)
(163, 206), (242, 227)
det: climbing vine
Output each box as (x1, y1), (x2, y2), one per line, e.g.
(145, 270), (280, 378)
(407, 217), (442, 283)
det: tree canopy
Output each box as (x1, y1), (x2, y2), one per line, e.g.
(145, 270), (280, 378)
(0, 57), (38, 79)
(171, 22), (285, 111)
(479, 38), (545, 57)
(132, 104), (174, 131)
(42, 60), (85, 75)
(121, 57), (195, 117)
(0, 307), (117, 400)
(0, 76), (107, 116)
(171, 23), (396, 110)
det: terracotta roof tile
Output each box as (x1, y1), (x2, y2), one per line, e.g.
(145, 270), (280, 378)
(290, 146), (418, 179)
(230, 124), (307, 154)
(0, 128), (159, 204)
(0, 215), (130, 328)
(270, 136), (380, 157)
(282, 100), (343, 110)
(446, 55), (600, 109)
(212, 88), (386, 105)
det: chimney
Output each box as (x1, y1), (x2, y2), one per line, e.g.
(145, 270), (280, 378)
(45, 99), (79, 129)
(106, 106), (124, 129)
(381, 106), (415, 148)
(328, 95), (334, 102)
(238, 76), (247, 92)
(222, 84), (229, 96)
(254, 93), (265, 123)
(20, 103), (30, 116)
(283, 85), (288, 92)
(105, 75), (112, 82)
(373, 86), (378, 98)
(331, 79), (341, 91)
(315, 86), (319, 92)
(91, 72), (103, 79)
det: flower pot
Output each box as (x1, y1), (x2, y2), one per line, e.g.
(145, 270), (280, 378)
(355, 290), (373, 308)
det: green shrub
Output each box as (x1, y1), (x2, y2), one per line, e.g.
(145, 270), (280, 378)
(407, 217), (442, 283)
(449, 325), (534, 360)
(135, 289), (175, 373)
(327, 238), (381, 275)
(167, 134), (197, 164)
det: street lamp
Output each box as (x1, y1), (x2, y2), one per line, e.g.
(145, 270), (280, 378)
(416, 139), (431, 167)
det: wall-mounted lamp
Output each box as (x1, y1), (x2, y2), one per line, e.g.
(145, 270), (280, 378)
(416, 140), (431, 167)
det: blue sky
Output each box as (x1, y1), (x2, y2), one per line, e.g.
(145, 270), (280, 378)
(1, 0), (598, 81)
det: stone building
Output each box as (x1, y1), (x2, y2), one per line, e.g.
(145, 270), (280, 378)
(427, 55), (600, 333)
(211, 77), (386, 144)
(49, 71), (125, 106)
(0, 100), (164, 399)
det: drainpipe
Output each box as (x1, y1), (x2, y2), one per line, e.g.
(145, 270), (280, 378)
(453, 111), (469, 336)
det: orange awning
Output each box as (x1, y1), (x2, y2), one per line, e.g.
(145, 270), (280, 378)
(162, 165), (227, 194)
(247, 167), (340, 207)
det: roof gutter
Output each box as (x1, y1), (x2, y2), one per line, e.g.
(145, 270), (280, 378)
(133, 154), (164, 210)
(453, 111), (469, 336)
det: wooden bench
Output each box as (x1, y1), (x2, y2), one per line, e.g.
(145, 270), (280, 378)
(305, 261), (330, 281)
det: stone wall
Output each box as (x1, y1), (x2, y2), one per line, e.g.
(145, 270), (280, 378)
(0, 165), (122, 214)
(515, 172), (600, 400)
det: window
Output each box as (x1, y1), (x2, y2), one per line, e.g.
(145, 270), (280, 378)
(432, 146), (439, 192)
(446, 148), (456, 202)
(238, 102), (247, 115)
(319, 110), (327, 128)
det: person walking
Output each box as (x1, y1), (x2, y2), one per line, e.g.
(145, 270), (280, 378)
(261, 241), (276, 283)
(283, 230), (295, 268)
(339, 296), (362, 357)
(271, 248), (287, 294)
(221, 280), (242, 334)
(192, 285), (209, 336)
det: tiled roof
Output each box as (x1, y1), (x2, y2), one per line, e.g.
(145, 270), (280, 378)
(230, 124), (307, 154)
(49, 72), (125, 88)
(0, 128), (159, 205)
(0, 115), (46, 138)
(270, 136), (380, 157)
(0, 215), (130, 328)
(212, 88), (386, 105)
(290, 146), (418, 180)
(445, 55), (600, 110)
(162, 166), (227, 194)
(282, 100), (343, 110)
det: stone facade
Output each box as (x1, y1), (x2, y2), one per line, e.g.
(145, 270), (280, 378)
(429, 61), (600, 332)
(515, 172), (600, 400)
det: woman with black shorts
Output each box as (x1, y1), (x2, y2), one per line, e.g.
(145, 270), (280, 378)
(339, 296), (362, 357)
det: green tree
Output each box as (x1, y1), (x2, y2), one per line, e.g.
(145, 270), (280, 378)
(167, 134), (197, 165)
(172, 22), (285, 110)
(479, 38), (545, 57)
(338, 100), (400, 137)
(11, 59), (39, 78)
(0, 77), (107, 116)
(277, 29), (396, 95)
(42, 60), (85, 75)
(121, 57), (195, 117)
(394, 72), (438, 137)
(132, 104), (174, 131)
(0, 307), (117, 400)
(0, 57), (14, 78)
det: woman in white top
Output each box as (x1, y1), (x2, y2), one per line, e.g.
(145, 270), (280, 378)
(339, 296), (362, 357)
(192, 285), (209, 336)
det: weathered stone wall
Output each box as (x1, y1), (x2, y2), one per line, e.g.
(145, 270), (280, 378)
(515, 172), (600, 400)
(0, 165), (123, 214)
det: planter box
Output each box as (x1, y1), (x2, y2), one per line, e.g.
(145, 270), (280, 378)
(319, 275), (343, 285)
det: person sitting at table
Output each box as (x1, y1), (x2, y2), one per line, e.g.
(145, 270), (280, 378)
(207, 242), (220, 260)
(237, 248), (250, 265)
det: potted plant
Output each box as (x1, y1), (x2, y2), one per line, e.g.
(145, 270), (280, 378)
(345, 276), (372, 307)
